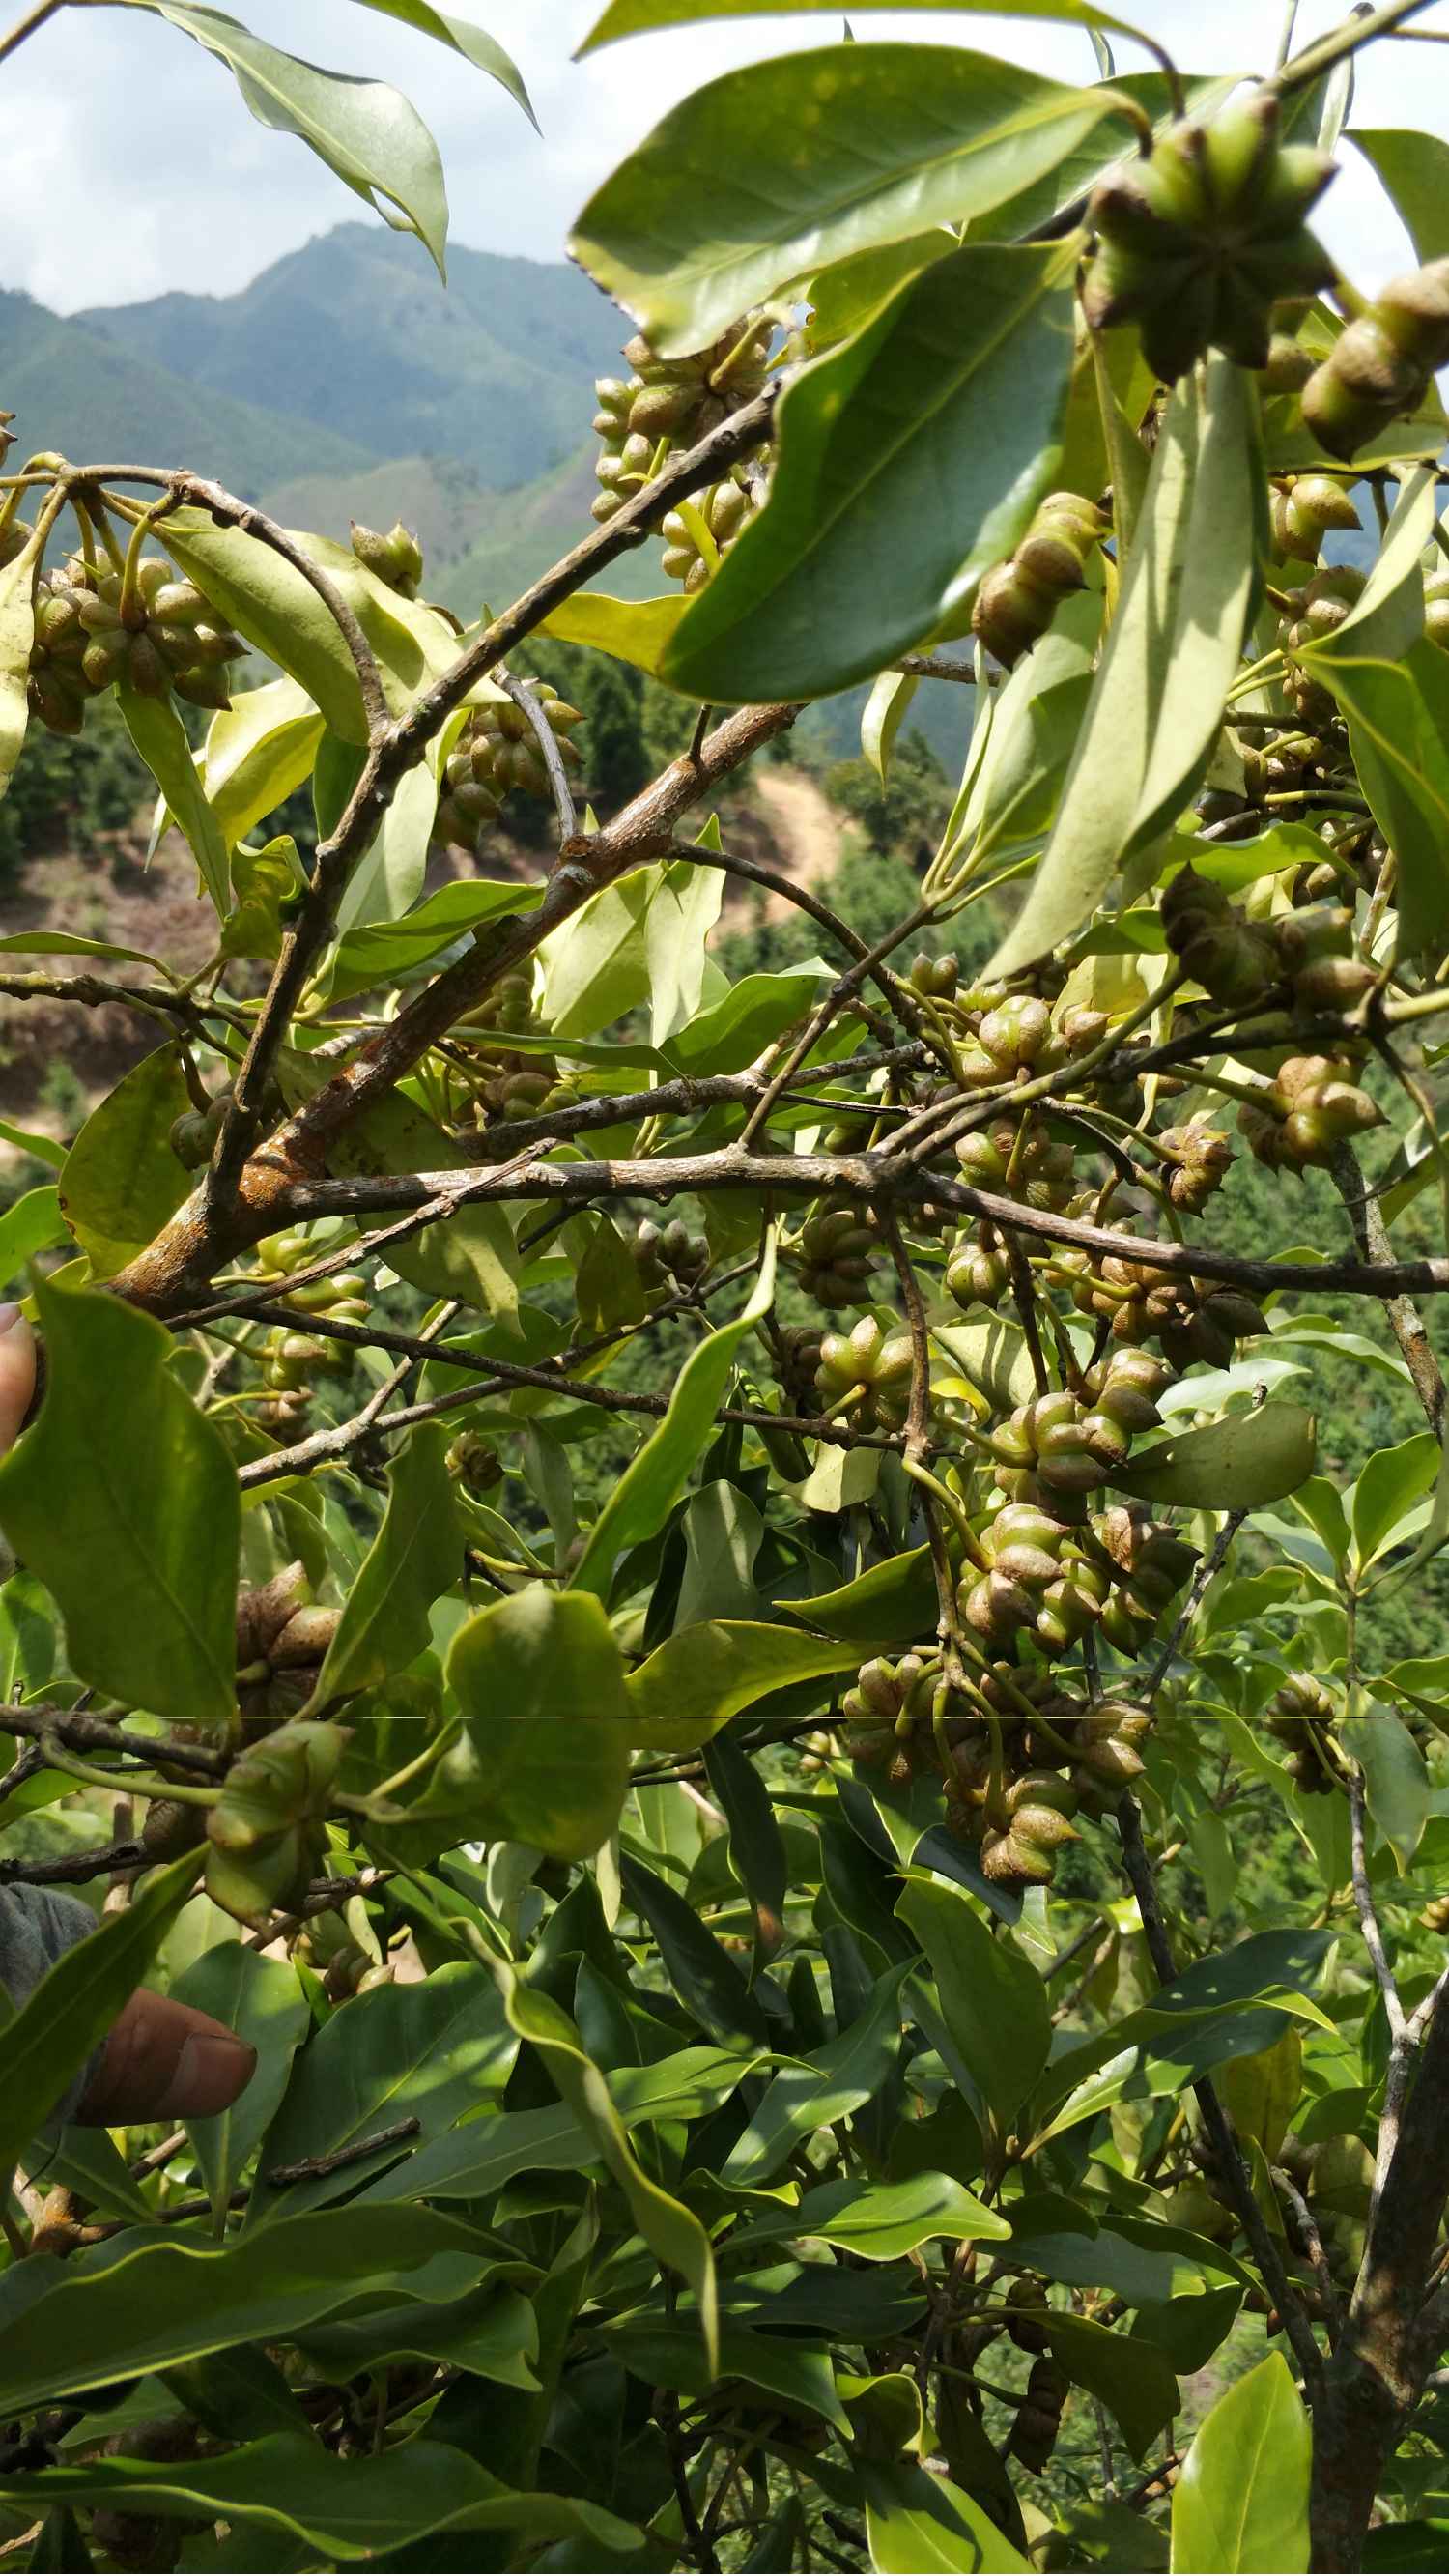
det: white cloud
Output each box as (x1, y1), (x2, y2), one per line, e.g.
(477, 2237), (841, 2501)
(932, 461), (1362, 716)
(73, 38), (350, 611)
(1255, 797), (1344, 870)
(0, 0), (1439, 313)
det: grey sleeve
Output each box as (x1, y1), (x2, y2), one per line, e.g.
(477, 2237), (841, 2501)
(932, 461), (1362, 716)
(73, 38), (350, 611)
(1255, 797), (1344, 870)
(0, 1883), (104, 2126)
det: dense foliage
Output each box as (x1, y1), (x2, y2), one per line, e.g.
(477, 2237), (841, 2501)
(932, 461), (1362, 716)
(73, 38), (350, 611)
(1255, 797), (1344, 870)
(4, 3), (1449, 2571)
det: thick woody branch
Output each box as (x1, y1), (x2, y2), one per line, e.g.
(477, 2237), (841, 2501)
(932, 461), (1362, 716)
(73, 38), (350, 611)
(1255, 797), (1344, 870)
(255, 1150), (1449, 1304)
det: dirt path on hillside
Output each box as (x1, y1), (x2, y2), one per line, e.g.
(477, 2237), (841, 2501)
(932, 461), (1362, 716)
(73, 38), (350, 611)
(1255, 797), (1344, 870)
(750, 768), (842, 920)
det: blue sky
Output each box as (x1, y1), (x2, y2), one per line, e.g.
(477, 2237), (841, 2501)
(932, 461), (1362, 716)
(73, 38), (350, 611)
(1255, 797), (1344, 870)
(0, 1), (1441, 313)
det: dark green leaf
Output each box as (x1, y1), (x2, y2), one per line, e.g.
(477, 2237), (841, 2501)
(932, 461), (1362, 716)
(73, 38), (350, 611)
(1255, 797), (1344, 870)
(619, 1852), (770, 2048)
(990, 351), (1263, 974)
(306, 1424), (462, 1710)
(1114, 1403), (1317, 1510)
(327, 873), (540, 1001)
(705, 1727), (788, 1970)
(573, 45), (1117, 352)
(1342, 1710), (1430, 1871)
(58, 1045), (192, 1280)
(571, 1245), (775, 1596)
(662, 243), (1076, 705)
(1301, 635), (1449, 955)
(1043, 2313), (1178, 2461)
(0, 2436), (641, 2560)
(250, 1961), (516, 2222)
(730, 2167), (1009, 2261)
(0, 1272), (240, 1718)
(721, 1967), (906, 2182)
(170, 1944), (309, 2219)
(897, 1878), (1049, 2127)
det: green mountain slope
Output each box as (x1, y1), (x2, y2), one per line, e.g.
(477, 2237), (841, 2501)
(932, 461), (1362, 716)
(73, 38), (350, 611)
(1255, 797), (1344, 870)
(78, 225), (628, 488)
(0, 291), (374, 499)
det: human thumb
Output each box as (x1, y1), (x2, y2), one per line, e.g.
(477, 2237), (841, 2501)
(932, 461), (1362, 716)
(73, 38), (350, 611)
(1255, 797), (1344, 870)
(0, 1304), (37, 1461)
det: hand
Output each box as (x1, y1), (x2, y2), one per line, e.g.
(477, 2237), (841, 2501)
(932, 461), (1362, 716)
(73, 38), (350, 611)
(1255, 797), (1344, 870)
(0, 1303), (256, 2124)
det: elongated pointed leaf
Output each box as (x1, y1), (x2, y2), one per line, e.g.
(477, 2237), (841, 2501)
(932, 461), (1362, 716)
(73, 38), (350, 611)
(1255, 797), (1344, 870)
(58, 1044), (192, 1280)
(1351, 128), (1449, 264)
(136, 2), (450, 275)
(490, 1956), (720, 2374)
(626, 1619), (859, 1750)
(990, 352), (1263, 974)
(731, 2168), (1010, 2261)
(1, 1852), (201, 2173)
(199, 678), (326, 852)
(0, 1186), (67, 1289)
(862, 2461), (1030, 2575)
(118, 684), (230, 917)
(570, 1239), (775, 1596)
(1171, 2353), (1310, 2573)
(346, 0), (534, 124)
(1114, 1403), (1317, 1510)
(0, 2439), (640, 2562)
(662, 243), (1076, 704)
(1299, 633), (1449, 955)
(0, 522), (39, 801)
(573, 44), (1117, 354)
(171, 1945), (309, 2221)
(898, 1878), (1049, 2126)
(305, 1424), (461, 1710)
(249, 1961), (516, 2222)
(581, 2), (1135, 52)
(0, 1273), (240, 1718)
(722, 1967), (907, 2182)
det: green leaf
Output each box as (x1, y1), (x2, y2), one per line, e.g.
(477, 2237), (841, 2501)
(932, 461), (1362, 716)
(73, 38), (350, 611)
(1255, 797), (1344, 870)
(1171, 2352), (1310, 2573)
(781, 1545), (940, 1646)
(722, 1967), (906, 2183)
(0, 2204), (500, 2410)
(490, 1955), (720, 2375)
(57, 1044), (192, 1279)
(133, 1), (451, 276)
(573, 44), (1116, 355)
(1113, 1403), (1317, 1510)
(731, 2168), (1010, 2261)
(662, 243), (1077, 705)
(0, 1851), (200, 2173)
(160, 508), (463, 745)
(249, 1960), (516, 2223)
(0, 1272), (240, 1718)
(1299, 463), (1436, 666)
(0, 1116), (65, 1169)
(387, 1587), (633, 1864)
(0, 522), (39, 801)
(582, 0), (1132, 42)
(897, 1878), (1050, 2127)
(1350, 1429), (1440, 1572)
(305, 1424), (461, 1710)
(365, 2045), (762, 2201)
(219, 835), (300, 963)
(1342, 1709), (1430, 1872)
(705, 1725), (788, 1968)
(0, 1185), (67, 1289)
(626, 1619), (859, 1750)
(863, 668), (920, 783)
(1220, 2026), (1302, 2165)
(1351, 129), (1449, 263)
(619, 1853), (770, 2048)
(0, 2438), (640, 2562)
(197, 677), (326, 851)
(862, 2461), (1031, 2574)
(665, 962), (832, 1076)
(345, 0), (534, 123)
(931, 1315), (1040, 1414)
(295, 2278), (540, 2387)
(539, 589), (690, 679)
(990, 352), (1263, 974)
(170, 1945), (309, 2222)
(118, 684), (230, 916)
(570, 1238), (775, 1597)
(1043, 2313), (1178, 2461)
(1300, 635), (1449, 956)
(332, 755), (438, 933)
(609, 2315), (850, 2436)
